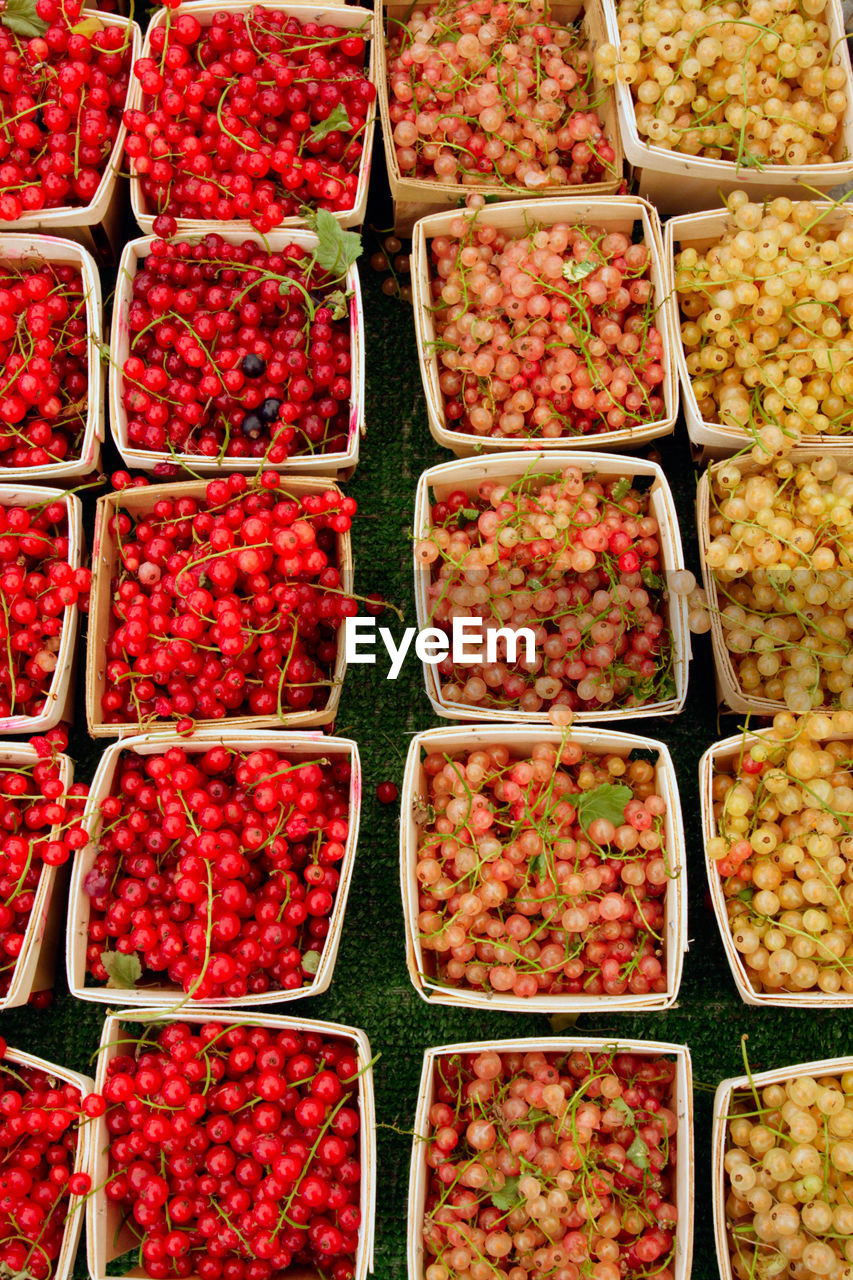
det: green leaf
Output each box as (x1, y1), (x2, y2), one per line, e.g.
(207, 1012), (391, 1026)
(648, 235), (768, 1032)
(611, 476), (631, 502)
(310, 104), (352, 142)
(562, 259), (597, 283)
(548, 1012), (579, 1033)
(101, 951), (142, 990)
(459, 507), (480, 521)
(641, 565), (664, 591)
(532, 852), (548, 880)
(324, 288), (351, 321)
(626, 1135), (650, 1170)
(301, 208), (362, 278)
(70, 15), (103, 35)
(301, 950), (321, 976)
(491, 1175), (520, 1212)
(0, 0), (47, 36)
(737, 888), (755, 903)
(575, 783), (633, 833)
(611, 1096), (636, 1123)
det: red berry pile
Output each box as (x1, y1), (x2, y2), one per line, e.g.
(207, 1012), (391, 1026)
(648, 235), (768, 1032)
(427, 216), (666, 440)
(0, 260), (90, 470)
(100, 474), (356, 728)
(386, 0), (615, 191)
(123, 235), (355, 464)
(124, 9), (376, 230)
(415, 740), (670, 999)
(0, 0), (132, 220)
(0, 499), (89, 722)
(417, 469), (674, 717)
(102, 1020), (364, 1280)
(0, 1044), (93, 1280)
(84, 743), (353, 1000)
(422, 1048), (679, 1280)
(0, 730), (87, 999)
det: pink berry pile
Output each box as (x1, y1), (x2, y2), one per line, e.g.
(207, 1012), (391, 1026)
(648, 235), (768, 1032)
(0, 500), (88, 722)
(0, 0), (132, 219)
(123, 235), (355, 464)
(428, 215), (666, 440)
(100, 474), (356, 728)
(84, 743), (352, 1000)
(416, 469), (674, 716)
(0, 731), (87, 999)
(0, 1042), (94, 1280)
(416, 740), (670, 998)
(386, 0), (615, 191)
(0, 260), (90, 470)
(422, 1047), (679, 1278)
(125, 10), (376, 230)
(102, 1020), (365, 1280)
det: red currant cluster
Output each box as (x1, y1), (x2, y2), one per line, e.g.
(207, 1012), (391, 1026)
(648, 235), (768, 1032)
(122, 235), (354, 464)
(0, 0), (132, 220)
(101, 474), (357, 729)
(102, 1021), (364, 1280)
(0, 261), (90, 470)
(0, 1043), (93, 1280)
(0, 500), (89, 722)
(84, 743), (352, 1000)
(124, 10), (376, 230)
(0, 730), (87, 999)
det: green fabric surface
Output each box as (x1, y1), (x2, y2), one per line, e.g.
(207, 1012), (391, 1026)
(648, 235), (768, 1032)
(2, 189), (848, 1280)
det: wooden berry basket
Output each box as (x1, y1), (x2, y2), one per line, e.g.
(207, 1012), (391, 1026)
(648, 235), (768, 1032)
(376, 0), (624, 234)
(411, 196), (677, 457)
(3, 1047), (95, 1280)
(700, 720), (853, 1008)
(85, 476), (353, 737)
(0, 236), (104, 484)
(601, 0), (853, 215)
(0, 745), (74, 1011)
(667, 203), (853, 460)
(695, 452), (829, 717)
(127, 3), (377, 235)
(410, 1037), (694, 1280)
(88, 1009), (376, 1280)
(400, 723), (687, 1012)
(712, 1053), (853, 1280)
(110, 231), (364, 478)
(67, 729), (362, 1007)
(0, 487), (83, 736)
(413, 452), (690, 723)
(0, 13), (142, 260)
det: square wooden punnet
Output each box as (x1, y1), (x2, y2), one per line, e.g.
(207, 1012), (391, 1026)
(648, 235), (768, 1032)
(413, 451), (690, 722)
(86, 476), (353, 737)
(67, 730), (361, 1007)
(411, 197), (677, 457)
(88, 1010), (376, 1280)
(400, 723), (687, 1012)
(409, 1038), (694, 1280)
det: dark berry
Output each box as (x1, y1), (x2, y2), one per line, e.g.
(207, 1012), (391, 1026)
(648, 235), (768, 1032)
(241, 354), (266, 378)
(240, 413), (264, 438)
(260, 398), (282, 422)
(376, 782), (398, 805)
